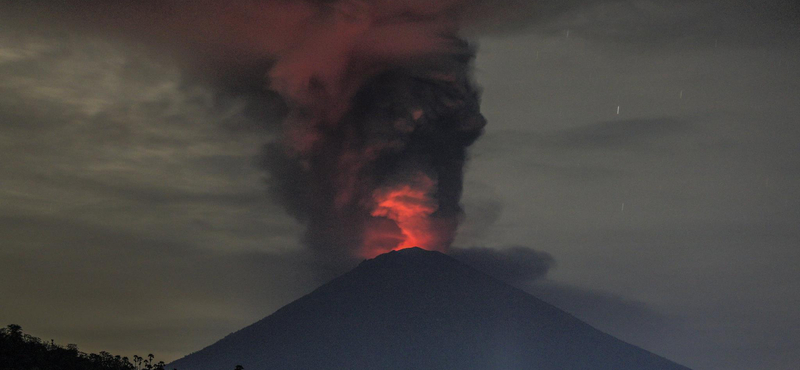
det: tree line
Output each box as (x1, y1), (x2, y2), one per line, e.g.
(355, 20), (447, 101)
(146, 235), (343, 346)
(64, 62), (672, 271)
(0, 324), (244, 370)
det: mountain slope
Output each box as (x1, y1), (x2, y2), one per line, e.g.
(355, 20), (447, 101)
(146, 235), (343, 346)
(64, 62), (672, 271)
(170, 247), (691, 370)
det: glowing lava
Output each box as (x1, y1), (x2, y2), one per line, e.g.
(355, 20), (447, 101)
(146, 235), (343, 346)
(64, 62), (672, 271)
(363, 174), (449, 257)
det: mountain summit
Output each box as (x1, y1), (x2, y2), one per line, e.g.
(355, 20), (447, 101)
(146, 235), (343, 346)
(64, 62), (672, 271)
(170, 247), (690, 370)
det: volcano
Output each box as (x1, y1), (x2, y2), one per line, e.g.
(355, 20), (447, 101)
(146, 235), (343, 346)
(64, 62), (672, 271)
(169, 248), (690, 370)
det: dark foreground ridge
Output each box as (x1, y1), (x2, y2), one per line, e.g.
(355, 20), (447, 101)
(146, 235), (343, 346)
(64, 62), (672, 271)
(170, 247), (691, 370)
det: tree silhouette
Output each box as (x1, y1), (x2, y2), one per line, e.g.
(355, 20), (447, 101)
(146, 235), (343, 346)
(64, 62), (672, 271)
(6, 324), (22, 340)
(0, 324), (177, 370)
(0, 323), (251, 370)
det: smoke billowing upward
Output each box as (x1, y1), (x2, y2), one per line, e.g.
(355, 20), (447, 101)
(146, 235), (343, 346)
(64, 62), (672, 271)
(263, 1), (487, 266)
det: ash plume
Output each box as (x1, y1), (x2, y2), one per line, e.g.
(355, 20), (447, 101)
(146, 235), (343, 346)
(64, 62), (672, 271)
(259, 1), (493, 268)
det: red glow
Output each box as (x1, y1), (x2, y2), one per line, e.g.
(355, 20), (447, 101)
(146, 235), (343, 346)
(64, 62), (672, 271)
(362, 174), (449, 257)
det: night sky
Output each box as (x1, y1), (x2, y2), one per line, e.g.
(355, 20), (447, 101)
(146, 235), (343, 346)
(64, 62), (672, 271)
(1, 1), (799, 370)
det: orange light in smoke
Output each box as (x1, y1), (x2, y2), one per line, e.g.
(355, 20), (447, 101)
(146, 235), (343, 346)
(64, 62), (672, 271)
(363, 174), (445, 257)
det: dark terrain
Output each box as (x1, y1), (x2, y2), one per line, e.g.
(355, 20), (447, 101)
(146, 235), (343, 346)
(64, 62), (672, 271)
(170, 247), (691, 370)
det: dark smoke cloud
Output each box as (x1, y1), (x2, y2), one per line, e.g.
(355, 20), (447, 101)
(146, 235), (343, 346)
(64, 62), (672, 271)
(264, 59), (486, 270)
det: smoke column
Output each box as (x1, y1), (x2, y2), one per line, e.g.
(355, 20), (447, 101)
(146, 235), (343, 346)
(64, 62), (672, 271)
(260, 0), (488, 267)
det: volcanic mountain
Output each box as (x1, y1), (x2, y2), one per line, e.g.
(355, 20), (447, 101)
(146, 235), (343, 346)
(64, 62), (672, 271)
(169, 247), (690, 370)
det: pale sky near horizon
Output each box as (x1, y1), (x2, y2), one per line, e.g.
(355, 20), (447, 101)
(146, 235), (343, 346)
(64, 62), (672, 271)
(1, 1), (798, 370)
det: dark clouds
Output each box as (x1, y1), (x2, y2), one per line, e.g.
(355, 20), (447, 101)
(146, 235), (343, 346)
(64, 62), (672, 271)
(0, 33), (300, 254)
